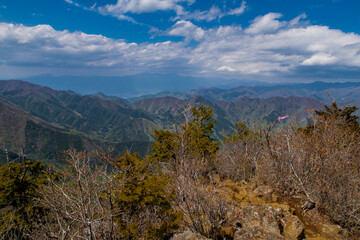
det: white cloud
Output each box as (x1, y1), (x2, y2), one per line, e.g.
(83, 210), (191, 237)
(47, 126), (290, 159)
(99, 0), (193, 17)
(245, 13), (285, 34)
(302, 53), (337, 65)
(0, 22), (185, 72)
(64, 0), (80, 7)
(1, 13), (360, 80)
(186, 15), (360, 76)
(168, 20), (204, 41)
(217, 66), (236, 72)
(289, 13), (307, 26)
(227, 0), (246, 16)
(179, 5), (223, 22)
(65, 0), (245, 24)
(179, 0), (246, 22)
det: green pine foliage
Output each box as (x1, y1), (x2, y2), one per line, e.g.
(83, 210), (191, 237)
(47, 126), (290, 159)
(186, 105), (219, 159)
(151, 129), (176, 163)
(0, 160), (47, 238)
(150, 105), (219, 164)
(224, 122), (259, 143)
(113, 152), (181, 239)
(303, 101), (360, 134)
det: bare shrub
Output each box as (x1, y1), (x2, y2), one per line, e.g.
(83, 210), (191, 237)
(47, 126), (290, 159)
(216, 122), (262, 182)
(38, 150), (118, 239)
(171, 161), (231, 239)
(259, 110), (360, 234)
(150, 105), (230, 239)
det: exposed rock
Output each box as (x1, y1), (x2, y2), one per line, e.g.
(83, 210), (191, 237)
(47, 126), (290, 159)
(216, 179), (347, 240)
(169, 231), (211, 240)
(320, 224), (348, 239)
(239, 204), (280, 235)
(220, 223), (235, 239)
(254, 185), (274, 197)
(281, 214), (305, 239)
(234, 226), (285, 240)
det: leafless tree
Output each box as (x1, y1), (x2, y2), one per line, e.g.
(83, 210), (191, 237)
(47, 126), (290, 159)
(37, 150), (120, 239)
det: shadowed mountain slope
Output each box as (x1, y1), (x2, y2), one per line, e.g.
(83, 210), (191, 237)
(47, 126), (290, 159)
(1, 80), (323, 161)
(131, 95), (322, 138)
(0, 99), (152, 162)
(0, 80), (159, 142)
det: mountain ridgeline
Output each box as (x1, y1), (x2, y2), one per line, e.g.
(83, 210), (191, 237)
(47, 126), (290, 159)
(0, 80), (322, 161)
(129, 81), (360, 107)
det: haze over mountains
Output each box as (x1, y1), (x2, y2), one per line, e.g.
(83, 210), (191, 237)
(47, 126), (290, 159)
(24, 74), (360, 107)
(129, 81), (360, 107)
(24, 74), (259, 98)
(3, 78), (360, 162)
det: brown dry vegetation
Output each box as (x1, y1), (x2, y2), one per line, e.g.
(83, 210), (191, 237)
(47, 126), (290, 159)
(0, 103), (359, 239)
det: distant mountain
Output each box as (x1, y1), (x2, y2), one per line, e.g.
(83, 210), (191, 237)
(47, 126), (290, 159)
(0, 80), (324, 162)
(131, 95), (322, 138)
(0, 80), (160, 143)
(0, 98), (152, 162)
(129, 81), (360, 107)
(23, 73), (261, 98)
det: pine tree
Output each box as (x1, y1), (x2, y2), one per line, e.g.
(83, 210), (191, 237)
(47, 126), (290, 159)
(0, 160), (47, 238)
(150, 105), (219, 164)
(113, 152), (181, 239)
(303, 102), (360, 134)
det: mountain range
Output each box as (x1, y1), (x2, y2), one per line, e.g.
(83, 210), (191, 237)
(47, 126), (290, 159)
(129, 81), (360, 107)
(1, 79), (349, 163)
(24, 73), (261, 98)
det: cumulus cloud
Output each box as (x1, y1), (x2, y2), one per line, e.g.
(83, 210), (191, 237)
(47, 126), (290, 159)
(217, 66), (236, 72)
(188, 22), (360, 76)
(1, 13), (360, 80)
(302, 53), (338, 65)
(245, 13), (285, 34)
(0, 22), (186, 73)
(167, 20), (204, 41)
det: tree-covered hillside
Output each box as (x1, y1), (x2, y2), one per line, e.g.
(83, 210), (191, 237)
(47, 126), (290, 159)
(1, 80), (321, 162)
(0, 103), (358, 239)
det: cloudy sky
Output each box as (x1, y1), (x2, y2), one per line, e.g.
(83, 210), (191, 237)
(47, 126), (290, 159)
(1, 0), (360, 83)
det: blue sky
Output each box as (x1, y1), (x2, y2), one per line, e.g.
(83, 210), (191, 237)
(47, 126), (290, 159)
(0, 0), (360, 83)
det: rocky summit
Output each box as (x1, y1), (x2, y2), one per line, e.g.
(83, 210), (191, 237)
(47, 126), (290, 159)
(171, 177), (347, 240)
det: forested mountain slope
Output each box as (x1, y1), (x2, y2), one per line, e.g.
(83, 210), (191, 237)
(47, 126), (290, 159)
(130, 81), (360, 107)
(1, 80), (322, 161)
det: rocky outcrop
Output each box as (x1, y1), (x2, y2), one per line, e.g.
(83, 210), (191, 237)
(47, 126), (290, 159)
(170, 178), (347, 240)
(281, 214), (305, 239)
(169, 231), (211, 240)
(216, 177), (346, 240)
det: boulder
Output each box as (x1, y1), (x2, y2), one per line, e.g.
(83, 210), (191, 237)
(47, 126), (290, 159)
(169, 231), (211, 240)
(281, 214), (305, 239)
(253, 185), (274, 196)
(239, 204), (281, 235)
(320, 224), (348, 239)
(234, 226), (285, 240)
(227, 203), (283, 239)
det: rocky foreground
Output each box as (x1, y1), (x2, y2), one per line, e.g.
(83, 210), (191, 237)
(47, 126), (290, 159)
(171, 177), (348, 240)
